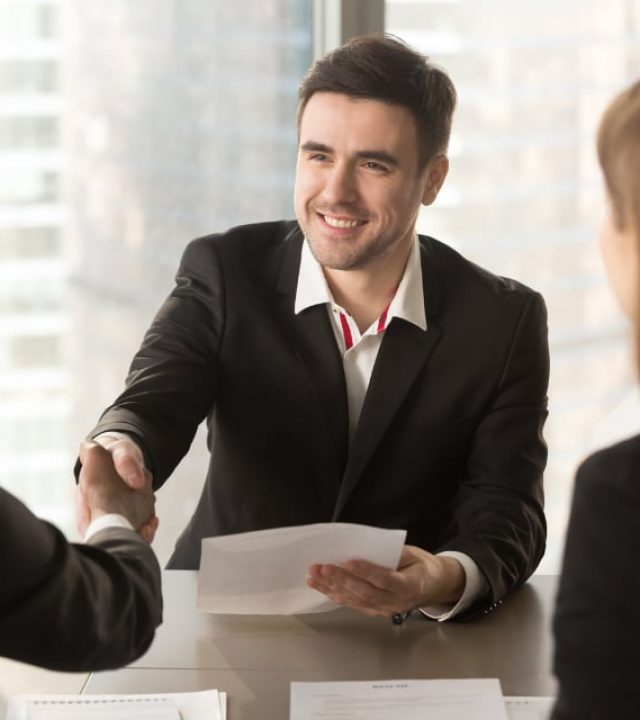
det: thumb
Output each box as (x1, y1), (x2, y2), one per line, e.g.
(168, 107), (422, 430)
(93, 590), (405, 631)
(74, 485), (91, 536)
(111, 443), (146, 489)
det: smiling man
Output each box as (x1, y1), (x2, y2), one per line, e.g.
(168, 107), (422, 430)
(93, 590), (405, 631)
(78, 35), (549, 621)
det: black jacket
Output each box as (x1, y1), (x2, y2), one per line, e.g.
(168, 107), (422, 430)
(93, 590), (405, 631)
(552, 434), (640, 718)
(90, 220), (549, 616)
(0, 487), (162, 671)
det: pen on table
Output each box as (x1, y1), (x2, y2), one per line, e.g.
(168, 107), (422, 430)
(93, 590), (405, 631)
(391, 611), (411, 625)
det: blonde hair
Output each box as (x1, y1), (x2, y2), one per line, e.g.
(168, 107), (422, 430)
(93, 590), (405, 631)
(597, 80), (640, 371)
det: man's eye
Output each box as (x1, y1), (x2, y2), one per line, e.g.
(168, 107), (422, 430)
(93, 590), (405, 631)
(310, 153), (329, 162)
(364, 161), (388, 172)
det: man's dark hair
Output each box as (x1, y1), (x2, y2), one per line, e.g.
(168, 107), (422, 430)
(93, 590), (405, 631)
(297, 33), (457, 171)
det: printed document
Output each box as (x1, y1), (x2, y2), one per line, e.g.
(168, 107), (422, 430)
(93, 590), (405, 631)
(290, 678), (508, 719)
(198, 522), (406, 614)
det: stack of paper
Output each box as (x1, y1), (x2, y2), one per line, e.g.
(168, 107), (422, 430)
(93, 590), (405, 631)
(5, 690), (226, 720)
(505, 697), (554, 720)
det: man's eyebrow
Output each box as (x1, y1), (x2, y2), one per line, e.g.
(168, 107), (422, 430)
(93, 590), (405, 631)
(300, 141), (398, 167)
(300, 140), (333, 154)
(355, 149), (399, 167)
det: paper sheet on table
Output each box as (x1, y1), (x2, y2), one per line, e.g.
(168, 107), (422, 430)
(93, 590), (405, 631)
(290, 679), (508, 719)
(5, 690), (226, 720)
(505, 697), (554, 720)
(197, 522), (407, 614)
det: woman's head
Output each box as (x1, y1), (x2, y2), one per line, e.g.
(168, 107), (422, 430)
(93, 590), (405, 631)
(598, 80), (640, 235)
(597, 81), (640, 344)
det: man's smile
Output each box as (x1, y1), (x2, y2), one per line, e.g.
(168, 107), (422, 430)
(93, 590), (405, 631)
(316, 212), (369, 231)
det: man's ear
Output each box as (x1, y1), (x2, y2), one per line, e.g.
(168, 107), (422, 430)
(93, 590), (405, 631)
(421, 154), (450, 206)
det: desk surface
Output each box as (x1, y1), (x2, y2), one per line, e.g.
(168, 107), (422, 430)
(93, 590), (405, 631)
(85, 571), (557, 719)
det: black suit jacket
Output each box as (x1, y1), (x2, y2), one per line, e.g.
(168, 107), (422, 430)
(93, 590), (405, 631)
(0, 487), (162, 671)
(552, 434), (640, 719)
(90, 220), (549, 614)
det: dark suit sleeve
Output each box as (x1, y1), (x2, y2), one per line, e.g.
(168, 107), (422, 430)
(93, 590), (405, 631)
(551, 441), (640, 719)
(439, 290), (549, 612)
(0, 487), (162, 671)
(87, 237), (225, 486)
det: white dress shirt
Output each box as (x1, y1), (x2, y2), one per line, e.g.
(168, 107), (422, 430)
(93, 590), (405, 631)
(84, 513), (134, 542)
(295, 236), (487, 620)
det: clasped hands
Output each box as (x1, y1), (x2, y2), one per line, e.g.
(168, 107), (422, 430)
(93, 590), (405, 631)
(75, 437), (158, 543)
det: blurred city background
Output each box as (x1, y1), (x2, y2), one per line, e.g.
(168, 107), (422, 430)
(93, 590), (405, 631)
(1, 0), (639, 572)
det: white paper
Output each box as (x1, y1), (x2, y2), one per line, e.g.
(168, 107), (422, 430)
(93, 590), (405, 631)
(505, 697), (554, 720)
(197, 522), (406, 614)
(26, 704), (177, 720)
(290, 679), (508, 719)
(5, 690), (225, 720)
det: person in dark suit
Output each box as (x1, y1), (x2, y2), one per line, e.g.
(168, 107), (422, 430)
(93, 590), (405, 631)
(0, 442), (162, 671)
(78, 35), (549, 621)
(552, 79), (640, 719)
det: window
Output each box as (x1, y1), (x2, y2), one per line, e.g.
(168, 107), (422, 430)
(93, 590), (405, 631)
(387, 0), (640, 571)
(0, 116), (58, 149)
(4, 0), (634, 573)
(0, 1), (59, 42)
(0, 0), (313, 556)
(0, 167), (59, 204)
(0, 60), (58, 93)
(0, 227), (60, 259)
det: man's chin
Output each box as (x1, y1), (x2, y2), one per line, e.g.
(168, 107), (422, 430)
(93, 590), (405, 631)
(308, 247), (367, 273)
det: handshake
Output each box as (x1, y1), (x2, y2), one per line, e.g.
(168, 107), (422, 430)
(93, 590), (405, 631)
(76, 437), (158, 543)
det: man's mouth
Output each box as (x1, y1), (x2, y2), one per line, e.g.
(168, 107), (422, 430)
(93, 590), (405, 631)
(318, 213), (367, 229)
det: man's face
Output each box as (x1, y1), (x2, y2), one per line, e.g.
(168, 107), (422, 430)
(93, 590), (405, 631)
(294, 92), (442, 273)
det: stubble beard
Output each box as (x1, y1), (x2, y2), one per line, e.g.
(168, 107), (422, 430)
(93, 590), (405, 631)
(306, 229), (397, 272)
(302, 213), (396, 272)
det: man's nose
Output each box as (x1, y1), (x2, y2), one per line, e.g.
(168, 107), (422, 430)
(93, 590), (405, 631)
(321, 164), (358, 205)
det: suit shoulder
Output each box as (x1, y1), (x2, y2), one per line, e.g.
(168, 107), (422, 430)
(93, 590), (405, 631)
(188, 220), (299, 256)
(576, 433), (640, 499)
(419, 234), (542, 301)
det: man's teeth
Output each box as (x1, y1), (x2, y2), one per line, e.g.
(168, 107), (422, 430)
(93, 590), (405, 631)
(323, 215), (362, 229)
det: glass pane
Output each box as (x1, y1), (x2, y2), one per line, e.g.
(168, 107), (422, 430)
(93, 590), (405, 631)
(0, 0), (313, 551)
(387, 0), (640, 572)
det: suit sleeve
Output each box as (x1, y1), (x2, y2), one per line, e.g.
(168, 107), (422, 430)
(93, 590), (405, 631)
(0, 488), (162, 671)
(551, 446), (640, 719)
(87, 237), (225, 486)
(438, 290), (549, 613)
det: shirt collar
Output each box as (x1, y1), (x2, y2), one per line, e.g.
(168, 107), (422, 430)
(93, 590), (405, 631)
(294, 239), (333, 313)
(294, 235), (427, 332)
(388, 236), (427, 331)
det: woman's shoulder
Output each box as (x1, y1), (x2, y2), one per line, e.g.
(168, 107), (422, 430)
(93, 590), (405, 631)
(576, 433), (640, 498)
(580, 432), (640, 469)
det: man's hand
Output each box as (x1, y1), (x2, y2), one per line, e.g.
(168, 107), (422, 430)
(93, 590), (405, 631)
(94, 433), (147, 490)
(306, 545), (465, 618)
(75, 440), (158, 543)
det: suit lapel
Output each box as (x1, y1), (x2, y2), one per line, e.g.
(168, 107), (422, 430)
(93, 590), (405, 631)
(270, 227), (348, 509)
(332, 238), (444, 519)
(290, 306), (349, 479)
